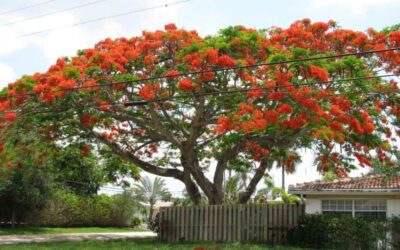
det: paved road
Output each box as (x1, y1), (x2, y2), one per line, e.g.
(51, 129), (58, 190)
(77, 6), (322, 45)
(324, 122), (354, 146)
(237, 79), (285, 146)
(0, 231), (157, 245)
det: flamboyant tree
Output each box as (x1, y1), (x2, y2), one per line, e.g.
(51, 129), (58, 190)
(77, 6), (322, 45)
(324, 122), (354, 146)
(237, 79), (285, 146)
(0, 19), (399, 204)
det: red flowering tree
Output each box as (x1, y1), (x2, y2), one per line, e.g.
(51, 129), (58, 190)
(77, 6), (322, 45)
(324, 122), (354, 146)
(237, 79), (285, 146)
(0, 20), (399, 204)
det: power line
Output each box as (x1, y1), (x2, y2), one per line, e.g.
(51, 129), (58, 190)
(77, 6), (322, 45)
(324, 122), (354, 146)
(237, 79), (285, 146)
(15, 74), (399, 116)
(2, 0), (111, 26)
(0, 0), (58, 16)
(3, 0), (192, 40)
(63, 179), (186, 194)
(1, 47), (399, 100)
(63, 180), (127, 191)
(3, 75), (399, 115)
(130, 74), (398, 106)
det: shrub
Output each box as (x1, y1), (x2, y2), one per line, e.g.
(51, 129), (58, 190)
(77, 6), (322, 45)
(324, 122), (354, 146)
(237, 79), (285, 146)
(26, 190), (142, 227)
(131, 217), (142, 227)
(392, 216), (400, 249)
(288, 214), (389, 249)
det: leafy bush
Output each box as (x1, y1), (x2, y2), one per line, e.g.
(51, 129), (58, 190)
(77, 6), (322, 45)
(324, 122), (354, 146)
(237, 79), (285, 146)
(26, 190), (142, 227)
(288, 214), (394, 249)
(392, 216), (400, 249)
(131, 217), (142, 227)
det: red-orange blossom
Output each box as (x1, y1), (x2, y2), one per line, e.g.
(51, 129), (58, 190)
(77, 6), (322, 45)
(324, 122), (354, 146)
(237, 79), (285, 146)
(0, 19), (399, 204)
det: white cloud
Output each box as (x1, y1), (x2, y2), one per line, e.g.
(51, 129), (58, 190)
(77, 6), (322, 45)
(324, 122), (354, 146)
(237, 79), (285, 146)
(0, 10), (130, 65)
(135, 0), (183, 32)
(0, 62), (15, 88)
(36, 17), (128, 63)
(312, 0), (400, 15)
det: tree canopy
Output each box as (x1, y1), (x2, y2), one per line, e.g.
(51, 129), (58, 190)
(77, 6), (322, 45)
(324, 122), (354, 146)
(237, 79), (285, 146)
(0, 19), (399, 204)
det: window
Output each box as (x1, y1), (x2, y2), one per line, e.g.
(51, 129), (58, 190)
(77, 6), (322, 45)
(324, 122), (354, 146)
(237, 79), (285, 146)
(354, 200), (387, 219)
(321, 200), (352, 216)
(321, 200), (387, 219)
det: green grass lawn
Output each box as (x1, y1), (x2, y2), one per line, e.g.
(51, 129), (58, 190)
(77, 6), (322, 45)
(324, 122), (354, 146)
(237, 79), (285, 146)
(0, 227), (148, 236)
(0, 238), (305, 250)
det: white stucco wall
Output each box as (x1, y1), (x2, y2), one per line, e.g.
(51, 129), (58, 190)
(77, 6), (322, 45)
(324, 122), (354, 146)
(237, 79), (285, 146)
(387, 199), (400, 218)
(305, 198), (321, 214)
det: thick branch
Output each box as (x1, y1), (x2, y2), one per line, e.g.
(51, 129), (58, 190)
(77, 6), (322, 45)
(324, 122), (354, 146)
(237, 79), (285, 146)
(182, 169), (202, 205)
(159, 102), (189, 138)
(239, 159), (270, 204)
(148, 103), (183, 149)
(180, 152), (218, 202)
(91, 130), (185, 180)
(213, 141), (247, 192)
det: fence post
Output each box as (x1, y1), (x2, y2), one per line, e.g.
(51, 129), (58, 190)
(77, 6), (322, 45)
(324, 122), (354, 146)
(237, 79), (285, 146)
(263, 204), (268, 242)
(159, 207), (164, 241)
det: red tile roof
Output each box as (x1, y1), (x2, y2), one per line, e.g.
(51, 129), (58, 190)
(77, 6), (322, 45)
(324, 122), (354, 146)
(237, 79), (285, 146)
(288, 174), (400, 193)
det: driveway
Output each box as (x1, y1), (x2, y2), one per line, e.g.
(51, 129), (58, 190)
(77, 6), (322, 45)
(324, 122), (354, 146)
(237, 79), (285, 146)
(0, 231), (157, 245)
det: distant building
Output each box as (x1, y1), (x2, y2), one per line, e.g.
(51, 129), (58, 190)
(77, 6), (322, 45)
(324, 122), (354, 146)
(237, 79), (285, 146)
(139, 201), (173, 219)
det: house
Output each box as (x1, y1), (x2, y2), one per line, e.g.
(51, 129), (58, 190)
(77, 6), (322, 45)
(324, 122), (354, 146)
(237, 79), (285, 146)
(288, 174), (400, 219)
(138, 200), (173, 219)
(151, 201), (173, 217)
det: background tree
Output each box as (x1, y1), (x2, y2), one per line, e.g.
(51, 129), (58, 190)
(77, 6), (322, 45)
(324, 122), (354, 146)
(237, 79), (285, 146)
(0, 129), (54, 228)
(133, 176), (171, 222)
(0, 165), (53, 228)
(0, 124), (141, 226)
(0, 20), (399, 205)
(256, 176), (300, 204)
(267, 148), (301, 189)
(223, 174), (245, 204)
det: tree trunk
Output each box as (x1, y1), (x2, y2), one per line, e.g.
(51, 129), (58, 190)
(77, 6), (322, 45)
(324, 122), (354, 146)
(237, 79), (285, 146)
(11, 211), (16, 229)
(149, 203), (154, 222)
(207, 187), (224, 205)
(181, 153), (224, 205)
(282, 166), (285, 190)
(182, 169), (202, 205)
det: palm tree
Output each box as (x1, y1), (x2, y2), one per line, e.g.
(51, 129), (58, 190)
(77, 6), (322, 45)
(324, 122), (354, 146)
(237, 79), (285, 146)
(133, 176), (171, 222)
(269, 149), (301, 189)
(224, 174), (246, 203)
(223, 156), (253, 203)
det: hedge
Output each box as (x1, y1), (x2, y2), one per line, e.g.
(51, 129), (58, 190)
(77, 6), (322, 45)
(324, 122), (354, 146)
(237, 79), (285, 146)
(288, 214), (400, 249)
(24, 191), (140, 227)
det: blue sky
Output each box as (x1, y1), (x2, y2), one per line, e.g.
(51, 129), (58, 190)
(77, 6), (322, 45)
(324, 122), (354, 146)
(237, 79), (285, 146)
(0, 0), (399, 195)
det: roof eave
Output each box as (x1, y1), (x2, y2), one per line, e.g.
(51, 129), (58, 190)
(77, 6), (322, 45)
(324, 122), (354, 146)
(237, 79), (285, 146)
(288, 189), (400, 195)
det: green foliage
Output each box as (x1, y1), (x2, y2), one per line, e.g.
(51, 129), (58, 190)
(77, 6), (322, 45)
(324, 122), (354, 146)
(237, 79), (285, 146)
(131, 217), (142, 227)
(393, 216), (400, 249)
(381, 23), (400, 34)
(26, 190), (141, 227)
(223, 174), (245, 204)
(100, 146), (140, 183)
(0, 237), (304, 250)
(268, 54), (289, 63)
(16, 76), (36, 91)
(63, 67), (80, 79)
(48, 145), (106, 196)
(369, 153), (400, 177)
(322, 169), (339, 181)
(171, 189), (208, 206)
(0, 165), (54, 226)
(255, 177), (300, 204)
(171, 197), (192, 206)
(0, 129), (57, 225)
(288, 214), (398, 249)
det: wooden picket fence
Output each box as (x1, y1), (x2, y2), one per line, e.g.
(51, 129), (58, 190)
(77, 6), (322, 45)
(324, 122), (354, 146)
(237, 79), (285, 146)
(159, 203), (305, 243)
